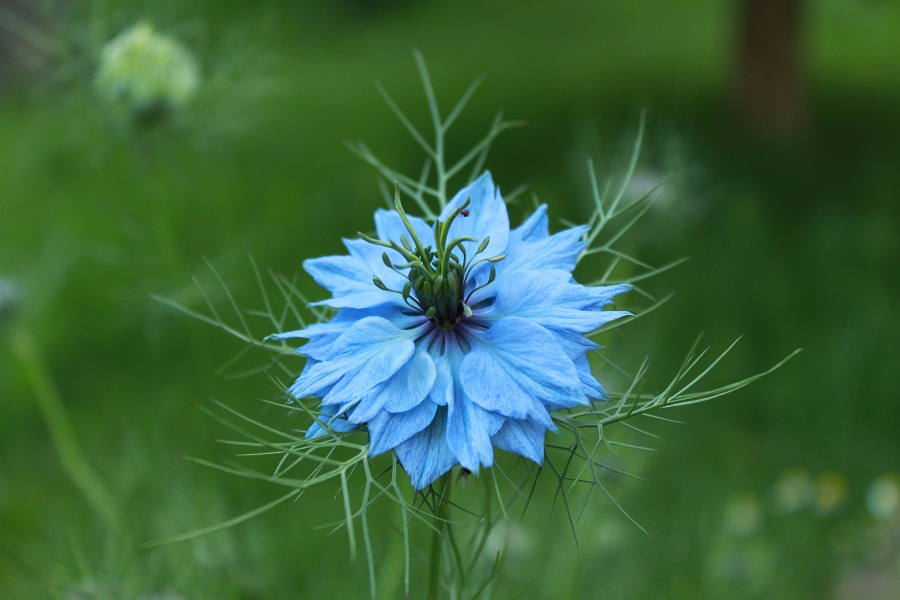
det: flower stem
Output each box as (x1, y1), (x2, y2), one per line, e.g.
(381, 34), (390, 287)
(427, 473), (452, 599)
(9, 326), (122, 532)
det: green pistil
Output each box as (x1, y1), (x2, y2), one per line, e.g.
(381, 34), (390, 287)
(362, 184), (506, 329)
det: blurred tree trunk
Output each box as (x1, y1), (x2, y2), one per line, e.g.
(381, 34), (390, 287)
(735, 0), (809, 139)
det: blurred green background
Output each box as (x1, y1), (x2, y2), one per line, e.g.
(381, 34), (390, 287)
(2, 0), (899, 598)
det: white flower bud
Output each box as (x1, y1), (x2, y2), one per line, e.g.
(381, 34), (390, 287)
(94, 22), (200, 122)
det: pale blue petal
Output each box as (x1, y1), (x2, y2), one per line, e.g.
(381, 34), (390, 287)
(367, 400), (438, 456)
(304, 238), (410, 310)
(394, 408), (459, 490)
(446, 393), (499, 474)
(551, 327), (601, 359)
(348, 345), (437, 423)
(524, 331), (605, 407)
(501, 224), (588, 276)
(439, 172), (509, 263)
(460, 317), (586, 421)
(294, 358), (331, 399)
(344, 238), (408, 289)
(509, 205), (549, 244)
(488, 270), (632, 333)
(426, 335), (459, 407)
(580, 283), (633, 311)
(468, 225), (591, 306)
(527, 325), (610, 405)
(383, 347), (437, 412)
(574, 354), (607, 402)
(272, 305), (423, 361)
(290, 317), (415, 401)
(304, 254), (389, 308)
(373, 209), (434, 250)
(491, 418), (546, 464)
(306, 410), (357, 439)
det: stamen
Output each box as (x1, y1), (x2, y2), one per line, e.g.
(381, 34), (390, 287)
(360, 187), (507, 329)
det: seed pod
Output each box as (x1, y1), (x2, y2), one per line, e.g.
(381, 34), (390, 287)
(94, 22), (200, 123)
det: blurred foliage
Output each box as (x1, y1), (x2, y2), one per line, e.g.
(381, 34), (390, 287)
(1, 0), (899, 598)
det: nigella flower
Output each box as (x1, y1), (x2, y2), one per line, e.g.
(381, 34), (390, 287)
(275, 173), (631, 490)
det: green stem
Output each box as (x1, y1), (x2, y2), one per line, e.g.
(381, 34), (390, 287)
(427, 473), (453, 599)
(9, 326), (122, 532)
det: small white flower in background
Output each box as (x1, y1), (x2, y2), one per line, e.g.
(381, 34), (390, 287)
(94, 22), (199, 121)
(770, 469), (814, 515)
(866, 474), (900, 521)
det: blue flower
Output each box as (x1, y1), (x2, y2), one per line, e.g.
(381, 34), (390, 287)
(275, 172), (631, 490)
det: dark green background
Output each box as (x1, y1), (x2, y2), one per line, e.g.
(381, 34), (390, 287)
(2, 1), (898, 597)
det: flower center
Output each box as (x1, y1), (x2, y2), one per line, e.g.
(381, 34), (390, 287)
(409, 259), (466, 330)
(361, 186), (505, 330)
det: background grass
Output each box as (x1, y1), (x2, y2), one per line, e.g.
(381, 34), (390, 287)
(1, 0), (899, 597)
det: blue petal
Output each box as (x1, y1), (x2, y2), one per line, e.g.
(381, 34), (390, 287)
(439, 172), (509, 264)
(367, 399), (438, 456)
(488, 270), (632, 334)
(373, 209), (434, 250)
(491, 418), (546, 464)
(498, 225), (588, 280)
(426, 334), (458, 407)
(305, 238), (409, 310)
(530, 326), (610, 404)
(348, 345), (437, 423)
(304, 254), (388, 309)
(478, 270), (625, 406)
(509, 205), (549, 243)
(468, 224), (592, 306)
(306, 409), (358, 439)
(289, 317), (415, 401)
(446, 392), (500, 474)
(460, 317), (586, 420)
(272, 305), (422, 361)
(574, 354), (607, 402)
(394, 407), (459, 490)
(523, 331), (605, 407)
